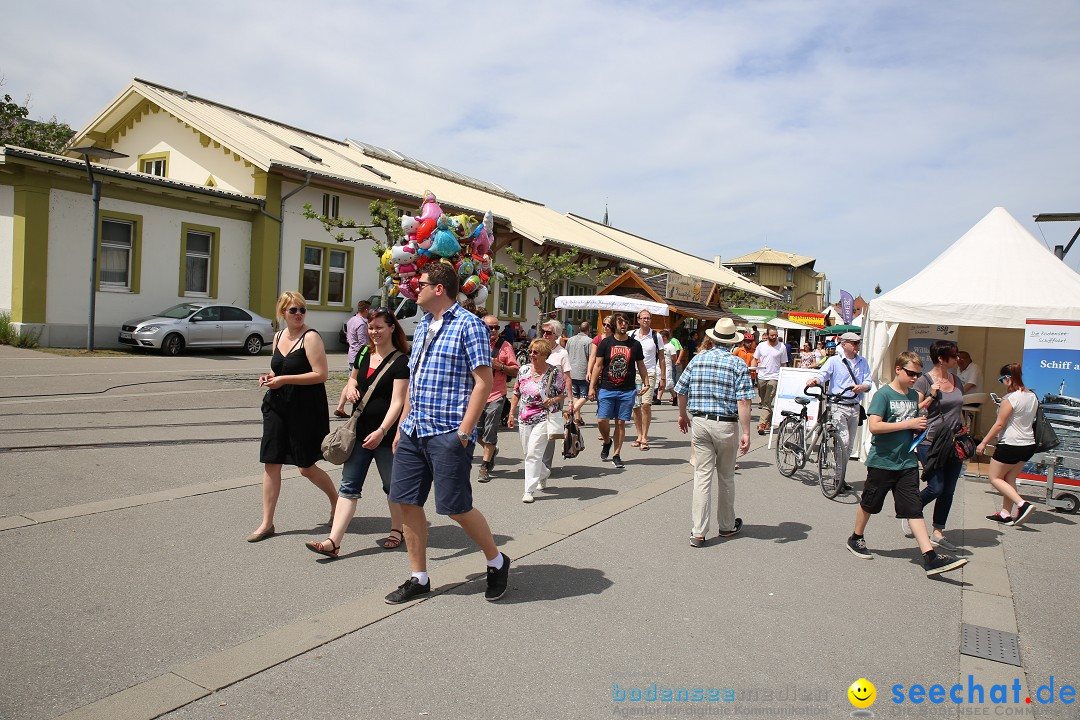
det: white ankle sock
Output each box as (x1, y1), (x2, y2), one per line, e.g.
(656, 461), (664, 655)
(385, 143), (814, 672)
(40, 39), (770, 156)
(412, 571), (429, 585)
(487, 553), (504, 570)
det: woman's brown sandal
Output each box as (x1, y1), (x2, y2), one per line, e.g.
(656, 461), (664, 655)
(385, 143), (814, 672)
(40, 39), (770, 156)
(305, 537), (340, 559)
(382, 529), (404, 549)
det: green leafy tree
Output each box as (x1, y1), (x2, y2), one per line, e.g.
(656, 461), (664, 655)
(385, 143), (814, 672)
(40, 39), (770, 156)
(0, 80), (74, 154)
(496, 247), (614, 323)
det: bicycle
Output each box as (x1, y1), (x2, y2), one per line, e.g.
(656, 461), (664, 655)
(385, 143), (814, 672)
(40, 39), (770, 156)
(774, 385), (859, 498)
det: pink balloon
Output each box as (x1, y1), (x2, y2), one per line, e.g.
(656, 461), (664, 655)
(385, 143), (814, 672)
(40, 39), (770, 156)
(419, 193), (443, 223)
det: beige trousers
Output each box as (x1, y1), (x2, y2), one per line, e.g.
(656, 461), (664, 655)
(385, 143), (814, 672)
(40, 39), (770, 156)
(690, 416), (738, 537)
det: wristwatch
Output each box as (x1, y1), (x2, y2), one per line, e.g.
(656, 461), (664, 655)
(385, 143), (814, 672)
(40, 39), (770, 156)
(457, 430), (471, 443)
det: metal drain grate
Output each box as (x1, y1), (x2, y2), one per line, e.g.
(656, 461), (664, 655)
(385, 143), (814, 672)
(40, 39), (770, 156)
(960, 624), (1021, 666)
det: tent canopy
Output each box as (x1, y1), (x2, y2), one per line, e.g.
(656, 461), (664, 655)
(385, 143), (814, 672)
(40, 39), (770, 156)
(554, 295), (669, 316)
(865, 207), (1080, 328)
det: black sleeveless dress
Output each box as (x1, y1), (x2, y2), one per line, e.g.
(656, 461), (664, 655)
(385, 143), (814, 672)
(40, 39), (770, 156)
(259, 329), (330, 468)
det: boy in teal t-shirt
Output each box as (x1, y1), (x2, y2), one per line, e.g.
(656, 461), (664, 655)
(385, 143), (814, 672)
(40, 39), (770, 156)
(846, 351), (969, 577)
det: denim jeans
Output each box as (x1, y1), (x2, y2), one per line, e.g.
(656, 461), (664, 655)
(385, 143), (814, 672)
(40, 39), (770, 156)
(917, 443), (964, 530)
(339, 444), (394, 500)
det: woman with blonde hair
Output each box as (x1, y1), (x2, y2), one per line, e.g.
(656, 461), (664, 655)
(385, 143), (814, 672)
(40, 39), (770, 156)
(248, 291), (338, 542)
(507, 339), (566, 504)
(977, 363), (1039, 527)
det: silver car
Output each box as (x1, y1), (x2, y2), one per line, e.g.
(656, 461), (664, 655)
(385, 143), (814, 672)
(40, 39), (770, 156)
(119, 302), (275, 356)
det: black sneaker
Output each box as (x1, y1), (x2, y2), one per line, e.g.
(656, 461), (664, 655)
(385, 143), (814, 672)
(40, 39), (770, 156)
(718, 518), (743, 538)
(384, 577), (431, 604)
(485, 553), (511, 601)
(611, 454), (625, 469)
(925, 552), (968, 576)
(600, 441), (612, 461)
(1012, 501), (1035, 527)
(986, 512), (1012, 525)
(846, 535), (873, 560)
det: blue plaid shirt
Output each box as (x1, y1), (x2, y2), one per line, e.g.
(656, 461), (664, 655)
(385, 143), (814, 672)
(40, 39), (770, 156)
(399, 303), (491, 439)
(673, 346), (754, 416)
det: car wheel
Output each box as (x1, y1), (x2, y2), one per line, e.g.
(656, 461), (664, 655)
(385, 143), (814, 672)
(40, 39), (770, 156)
(244, 334), (264, 355)
(161, 333), (185, 356)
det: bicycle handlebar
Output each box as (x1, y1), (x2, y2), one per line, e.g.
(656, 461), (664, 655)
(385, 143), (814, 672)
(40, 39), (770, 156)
(802, 384), (861, 403)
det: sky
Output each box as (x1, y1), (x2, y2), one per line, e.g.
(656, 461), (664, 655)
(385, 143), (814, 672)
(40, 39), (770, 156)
(4, 0), (1079, 300)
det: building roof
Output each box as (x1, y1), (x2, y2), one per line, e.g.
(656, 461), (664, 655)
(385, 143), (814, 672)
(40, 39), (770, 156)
(723, 247), (816, 269)
(67, 79), (778, 299)
(640, 273), (747, 323)
(0, 145), (260, 206)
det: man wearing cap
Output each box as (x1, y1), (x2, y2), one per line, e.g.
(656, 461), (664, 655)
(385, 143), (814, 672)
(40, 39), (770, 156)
(806, 332), (871, 488)
(675, 318), (754, 548)
(750, 327), (788, 435)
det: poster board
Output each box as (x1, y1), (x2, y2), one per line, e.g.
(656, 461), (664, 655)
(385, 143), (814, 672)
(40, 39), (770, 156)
(907, 324), (958, 369)
(767, 367), (822, 448)
(1017, 319), (1080, 490)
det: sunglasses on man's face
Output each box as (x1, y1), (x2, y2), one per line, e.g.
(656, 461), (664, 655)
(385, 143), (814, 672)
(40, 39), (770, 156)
(900, 368), (921, 379)
(287, 307), (306, 315)
(487, 325), (500, 331)
(542, 330), (555, 336)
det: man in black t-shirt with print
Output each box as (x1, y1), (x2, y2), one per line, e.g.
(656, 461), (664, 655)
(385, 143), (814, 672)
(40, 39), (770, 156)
(588, 313), (648, 469)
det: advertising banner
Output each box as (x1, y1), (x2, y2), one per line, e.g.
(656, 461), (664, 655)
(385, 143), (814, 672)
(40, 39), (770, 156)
(1017, 319), (1080, 492)
(839, 290), (854, 325)
(767, 367), (822, 446)
(907, 324), (958, 370)
(664, 274), (703, 304)
(787, 312), (826, 329)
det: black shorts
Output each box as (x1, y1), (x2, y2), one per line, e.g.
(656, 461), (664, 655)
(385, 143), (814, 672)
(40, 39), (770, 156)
(993, 443), (1036, 465)
(861, 466), (923, 519)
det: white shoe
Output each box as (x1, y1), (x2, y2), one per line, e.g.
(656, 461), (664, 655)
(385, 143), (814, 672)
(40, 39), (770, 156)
(522, 493), (534, 503)
(536, 479), (546, 491)
(900, 518), (913, 538)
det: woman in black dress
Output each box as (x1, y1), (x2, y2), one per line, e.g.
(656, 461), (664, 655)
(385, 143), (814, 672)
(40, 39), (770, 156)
(306, 308), (411, 558)
(248, 291), (338, 542)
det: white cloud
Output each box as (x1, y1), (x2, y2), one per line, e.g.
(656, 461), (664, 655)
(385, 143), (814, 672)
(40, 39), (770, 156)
(4, 0), (1079, 296)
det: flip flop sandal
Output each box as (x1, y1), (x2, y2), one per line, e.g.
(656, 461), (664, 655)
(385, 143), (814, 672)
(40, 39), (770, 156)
(382, 529), (404, 549)
(640, 443), (650, 451)
(305, 537), (340, 559)
(631, 440), (642, 447)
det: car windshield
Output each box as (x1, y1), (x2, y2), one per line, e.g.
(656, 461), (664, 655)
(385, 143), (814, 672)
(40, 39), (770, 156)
(155, 303), (204, 319)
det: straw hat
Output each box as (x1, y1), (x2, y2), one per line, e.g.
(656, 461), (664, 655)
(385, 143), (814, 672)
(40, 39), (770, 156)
(705, 318), (744, 345)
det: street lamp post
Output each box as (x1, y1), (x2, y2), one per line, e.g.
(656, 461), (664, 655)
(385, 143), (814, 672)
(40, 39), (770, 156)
(69, 146), (128, 351)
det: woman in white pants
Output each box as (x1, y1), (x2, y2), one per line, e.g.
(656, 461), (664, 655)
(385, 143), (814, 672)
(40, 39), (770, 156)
(507, 339), (566, 503)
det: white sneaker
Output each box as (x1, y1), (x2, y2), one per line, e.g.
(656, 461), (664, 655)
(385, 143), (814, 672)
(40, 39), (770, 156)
(522, 493), (534, 503)
(536, 479), (546, 491)
(900, 518), (913, 538)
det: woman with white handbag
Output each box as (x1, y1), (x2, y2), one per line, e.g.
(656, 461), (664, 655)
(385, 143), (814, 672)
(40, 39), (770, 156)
(507, 339), (566, 504)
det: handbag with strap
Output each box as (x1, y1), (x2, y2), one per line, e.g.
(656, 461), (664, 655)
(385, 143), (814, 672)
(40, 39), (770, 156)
(539, 366), (565, 438)
(321, 350), (400, 464)
(840, 357), (867, 425)
(1033, 398), (1061, 453)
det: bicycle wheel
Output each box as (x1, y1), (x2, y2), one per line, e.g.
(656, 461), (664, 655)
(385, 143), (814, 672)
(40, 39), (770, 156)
(774, 418), (803, 477)
(817, 430), (845, 499)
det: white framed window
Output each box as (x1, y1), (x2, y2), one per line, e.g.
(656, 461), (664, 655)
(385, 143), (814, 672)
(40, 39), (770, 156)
(302, 246), (323, 302)
(327, 249), (347, 305)
(499, 282), (523, 319)
(138, 152), (169, 178)
(184, 230), (212, 295)
(100, 219), (133, 289)
(786, 267), (795, 282)
(321, 193), (340, 219)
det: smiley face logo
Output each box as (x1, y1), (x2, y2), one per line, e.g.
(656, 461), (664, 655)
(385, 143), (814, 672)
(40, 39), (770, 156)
(848, 678), (876, 708)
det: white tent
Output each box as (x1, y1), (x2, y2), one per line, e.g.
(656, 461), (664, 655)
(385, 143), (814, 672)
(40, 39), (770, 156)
(554, 295), (669, 316)
(862, 206), (1080, 446)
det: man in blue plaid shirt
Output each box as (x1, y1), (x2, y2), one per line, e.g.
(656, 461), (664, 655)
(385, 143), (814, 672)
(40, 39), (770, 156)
(385, 263), (511, 604)
(674, 318), (754, 548)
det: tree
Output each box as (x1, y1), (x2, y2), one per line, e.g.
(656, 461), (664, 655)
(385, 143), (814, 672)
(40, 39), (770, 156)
(495, 246), (614, 323)
(302, 197), (404, 258)
(0, 79), (74, 154)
